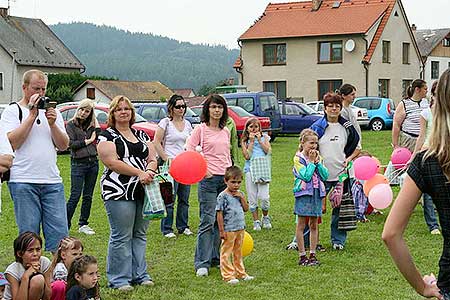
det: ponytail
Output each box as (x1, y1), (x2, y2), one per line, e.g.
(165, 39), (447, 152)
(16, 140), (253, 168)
(405, 79), (426, 99)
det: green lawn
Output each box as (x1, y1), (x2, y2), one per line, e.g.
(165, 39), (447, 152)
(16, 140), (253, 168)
(0, 130), (441, 300)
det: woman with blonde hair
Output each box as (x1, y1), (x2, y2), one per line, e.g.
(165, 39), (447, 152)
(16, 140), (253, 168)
(383, 69), (450, 299)
(97, 95), (157, 291)
(66, 99), (100, 235)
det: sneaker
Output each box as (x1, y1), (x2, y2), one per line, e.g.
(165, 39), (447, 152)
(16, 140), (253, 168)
(286, 241), (298, 251)
(78, 225), (95, 235)
(431, 229), (441, 235)
(298, 255), (309, 266)
(227, 278), (239, 284)
(308, 254), (320, 266)
(196, 268), (208, 277)
(316, 244), (326, 252)
(261, 216), (272, 229)
(242, 275), (254, 281)
(117, 285), (133, 291)
(332, 244), (344, 251)
(164, 232), (176, 238)
(140, 280), (154, 286)
(253, 220), (261, 231)
(181, 228), (194, 236)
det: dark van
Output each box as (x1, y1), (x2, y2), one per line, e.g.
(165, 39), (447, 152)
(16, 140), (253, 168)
(222, 92), (282, 140)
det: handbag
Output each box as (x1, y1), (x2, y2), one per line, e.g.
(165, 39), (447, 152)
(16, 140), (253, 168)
(338, 180), (357, 231)
(250, 154), (272, 183)
(142, 179), (166, 220)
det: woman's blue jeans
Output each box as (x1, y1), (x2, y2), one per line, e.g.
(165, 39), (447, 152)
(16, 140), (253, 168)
(104, 198), (151, 288)
(66, 159), (99, 229)
(194, 175), (226, 270)
(160, 181), (191, 234)
(423, 193), (440, 231)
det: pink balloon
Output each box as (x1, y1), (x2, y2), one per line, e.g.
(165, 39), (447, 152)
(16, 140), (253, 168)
(391, 147), (412, 169)
(368, 183), (393, 209)
(353, 156), (379, 180)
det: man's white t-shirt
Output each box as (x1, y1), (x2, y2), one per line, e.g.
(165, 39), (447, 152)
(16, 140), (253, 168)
(0, 128), (13, 156)
(318, 122), (348, 181)
(1, 103), (66, 183)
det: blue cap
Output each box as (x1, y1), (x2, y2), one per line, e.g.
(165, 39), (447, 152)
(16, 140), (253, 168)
(0, 272), (8, 286)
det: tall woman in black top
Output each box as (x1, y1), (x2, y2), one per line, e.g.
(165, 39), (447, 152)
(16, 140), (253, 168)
(383, 69), (450, 300)
(66, 99), (100, 235)
(97, 95), (157, 291)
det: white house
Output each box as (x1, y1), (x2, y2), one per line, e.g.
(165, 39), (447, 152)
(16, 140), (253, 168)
(414, 27), (450, 85)
(0, 7), (84, 103)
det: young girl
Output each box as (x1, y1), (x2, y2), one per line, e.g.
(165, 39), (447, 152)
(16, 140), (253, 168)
(66, 255), (100, 300)
(216, 166), (254, 284)
(4, 231), (52, 300)
(241, 118), (272, 231)
(293, 129), (328, 266)
(50, 237), (84, 300)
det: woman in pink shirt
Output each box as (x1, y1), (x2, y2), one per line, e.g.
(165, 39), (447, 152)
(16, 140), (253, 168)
(186, 94), (232, 277)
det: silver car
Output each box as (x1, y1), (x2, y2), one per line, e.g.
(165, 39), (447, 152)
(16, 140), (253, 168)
(306, 100), (370, 128)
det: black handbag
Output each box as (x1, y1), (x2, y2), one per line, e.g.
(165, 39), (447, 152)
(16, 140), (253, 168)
(338, 180), (357, 231)
(159, 179), (174, 206)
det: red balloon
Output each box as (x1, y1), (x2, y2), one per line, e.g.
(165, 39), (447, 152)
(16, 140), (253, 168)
(169, 151), (207, 185)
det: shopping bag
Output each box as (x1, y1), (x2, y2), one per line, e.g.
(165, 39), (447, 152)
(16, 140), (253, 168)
(142, 180), (166, 220)
(338, 181), (357, 231)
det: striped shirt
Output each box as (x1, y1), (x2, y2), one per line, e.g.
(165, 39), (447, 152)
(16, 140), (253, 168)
(401, 98), (429, 137)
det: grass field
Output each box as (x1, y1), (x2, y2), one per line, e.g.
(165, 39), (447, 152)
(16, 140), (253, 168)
(0, 130), (441, 300)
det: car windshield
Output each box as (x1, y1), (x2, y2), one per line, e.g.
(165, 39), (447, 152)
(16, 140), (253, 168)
(298, 103), (317, 114)
(229, 106), (254, 117)
(135, 113), (147, 123)
(185, 107), (197, 117)
(191, 107), (202, 116)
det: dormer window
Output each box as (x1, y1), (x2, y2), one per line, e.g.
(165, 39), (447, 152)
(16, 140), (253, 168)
(443, 38), (450, 47)
(45, 46), (55, 54)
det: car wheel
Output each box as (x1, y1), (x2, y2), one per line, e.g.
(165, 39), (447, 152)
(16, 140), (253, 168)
(370, 118), (384, 131)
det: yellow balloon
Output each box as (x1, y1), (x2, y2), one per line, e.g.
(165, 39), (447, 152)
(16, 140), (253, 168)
(241, 231), (254, 257)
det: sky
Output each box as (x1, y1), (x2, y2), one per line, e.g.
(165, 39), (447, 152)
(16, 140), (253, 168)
(3, 0), (450, 49)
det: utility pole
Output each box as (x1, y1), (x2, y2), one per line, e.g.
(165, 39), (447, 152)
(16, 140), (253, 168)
(10, 49), (16, 102)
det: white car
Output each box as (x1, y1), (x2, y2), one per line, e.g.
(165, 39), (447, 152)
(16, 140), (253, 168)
(306, 101), (370, 128)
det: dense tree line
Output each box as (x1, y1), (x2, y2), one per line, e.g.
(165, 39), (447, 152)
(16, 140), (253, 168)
(50, 23), (239, 94)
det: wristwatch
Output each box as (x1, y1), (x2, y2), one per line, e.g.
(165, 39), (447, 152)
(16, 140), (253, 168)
(27, 102), (35, 110)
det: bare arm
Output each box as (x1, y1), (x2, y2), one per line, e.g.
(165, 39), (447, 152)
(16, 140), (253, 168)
(7, 110), (38, 151)
(382, 175), (442, 299)
(258, 133), (271, 154)
(0, 154), (13, 173)
(345, 148), (361, 166)
(45, 108), (69, 151)
(153, 126), (168, 161)
(241, 137), (254, 160)
(239, 192), (249, 212)
(97, 141), (151, 184)
(146, 141), (158, 173)
(392, 102), (406, 148)
(217, 211), (226, 240)
(43, 269), (52, 300)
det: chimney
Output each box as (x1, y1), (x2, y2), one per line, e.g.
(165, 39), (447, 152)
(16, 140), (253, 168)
(311, 0), (323, 11)
(411, 24), (417, 31)
(0, 7), (8, 18)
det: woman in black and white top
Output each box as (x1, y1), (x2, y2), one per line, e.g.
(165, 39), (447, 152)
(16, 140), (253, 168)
(97, 95), (157, 291)
(153, 94), (193, 238)
(392, 79), (429, 152)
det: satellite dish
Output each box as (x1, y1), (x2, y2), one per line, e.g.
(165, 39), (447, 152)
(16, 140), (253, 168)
(345, 39), (355, 52)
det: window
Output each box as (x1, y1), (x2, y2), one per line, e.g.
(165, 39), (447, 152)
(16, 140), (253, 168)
(86, 88), (95, 99)
(402, 80), (413, 97)
(263, 44), (286, 65)
(443, 38), (450, 47)
(382, 41), (391, 63)
(0, 72), (3, 90)
(237, 97), (255, 112)
(263, 81), (287, 99)
(318, 41), (342, 63)
(140, 106), (163, 121)
(285, 104), (303, 115)
(431, 61), (440, 79)
(260, 94), (279, 112)
(402, 43), (410, 64)
(318, 80), (342, 100)
(94, 110), (108, 124)
(378, 79), (390, 98)
(62, 108), (77, 122)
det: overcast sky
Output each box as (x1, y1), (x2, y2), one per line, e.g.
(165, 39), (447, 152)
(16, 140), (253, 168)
(3, 0), (450, 49)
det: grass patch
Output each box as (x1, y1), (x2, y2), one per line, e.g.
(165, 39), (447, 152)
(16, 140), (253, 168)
(0, 130), (440, 299)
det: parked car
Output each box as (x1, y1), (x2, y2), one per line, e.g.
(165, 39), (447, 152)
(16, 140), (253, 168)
(306, 100), (370, 128)
(278, 101), (322, 134)
(133, 102), (200, 127)
(221, 92), (282, 141)
(190, 105), (271, 139)
(353, 97), (395, 131)
(57, 103), (158, 140)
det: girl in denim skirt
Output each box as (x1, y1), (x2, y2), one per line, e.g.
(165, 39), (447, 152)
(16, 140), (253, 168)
(293, 129), (328, 266)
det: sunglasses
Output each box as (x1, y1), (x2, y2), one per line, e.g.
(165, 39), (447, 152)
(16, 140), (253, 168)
(174, 105), (186, 109)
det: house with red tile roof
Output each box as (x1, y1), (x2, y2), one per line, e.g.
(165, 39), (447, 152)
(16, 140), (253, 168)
(173, 88), (196, 98)
(234, 0), (422, 103)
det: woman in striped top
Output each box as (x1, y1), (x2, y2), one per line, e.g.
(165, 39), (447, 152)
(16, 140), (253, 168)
(392, 79), (429, 152)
